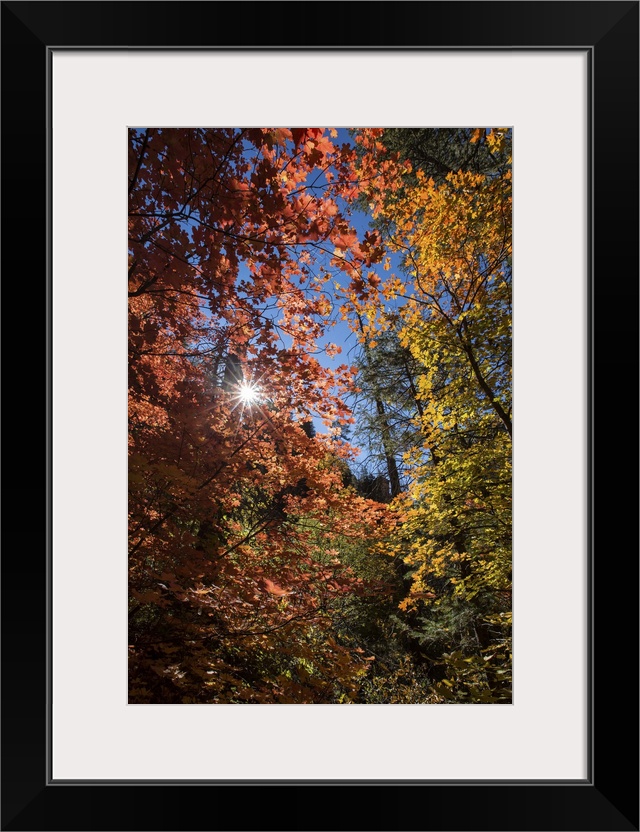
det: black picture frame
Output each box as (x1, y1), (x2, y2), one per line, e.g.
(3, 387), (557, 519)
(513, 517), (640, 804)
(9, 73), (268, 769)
(2, 2), (638, 830)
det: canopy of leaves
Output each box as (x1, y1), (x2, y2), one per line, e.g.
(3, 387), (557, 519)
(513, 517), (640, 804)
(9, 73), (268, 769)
(128, 127), (511, 704)
(348, 127), (512, 702)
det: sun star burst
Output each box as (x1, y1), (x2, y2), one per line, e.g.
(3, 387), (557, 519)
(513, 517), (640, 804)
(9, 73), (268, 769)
(238, 382), (259, 404)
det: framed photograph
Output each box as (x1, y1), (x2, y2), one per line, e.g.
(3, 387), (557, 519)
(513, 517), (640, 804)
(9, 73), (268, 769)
(3, 2), (637, 830)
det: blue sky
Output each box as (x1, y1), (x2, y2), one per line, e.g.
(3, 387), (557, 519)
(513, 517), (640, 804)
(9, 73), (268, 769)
(239, 128), (405, 462)
(239, 128), (407, 466)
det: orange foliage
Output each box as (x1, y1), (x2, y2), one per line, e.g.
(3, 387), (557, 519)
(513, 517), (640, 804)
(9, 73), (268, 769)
(128, 128), (392, 703)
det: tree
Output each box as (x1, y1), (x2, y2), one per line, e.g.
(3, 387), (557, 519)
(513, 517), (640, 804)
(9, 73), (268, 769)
(351, 323), (427, 492)
(346, 127), (512, 702)
(128, 128), (392, 703)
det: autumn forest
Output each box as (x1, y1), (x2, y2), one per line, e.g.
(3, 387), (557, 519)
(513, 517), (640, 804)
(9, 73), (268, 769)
(128, 127), (512, 704)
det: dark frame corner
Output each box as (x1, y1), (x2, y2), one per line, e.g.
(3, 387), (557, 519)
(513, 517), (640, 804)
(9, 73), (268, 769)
(1, 2), (638, 830)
